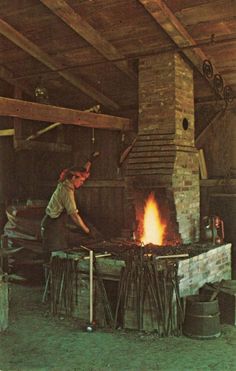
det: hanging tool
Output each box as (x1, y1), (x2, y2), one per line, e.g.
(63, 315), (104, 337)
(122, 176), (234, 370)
(117, 136), (137, 175)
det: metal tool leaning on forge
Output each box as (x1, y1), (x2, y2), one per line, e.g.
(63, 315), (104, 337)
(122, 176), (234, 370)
(81, 245), (112, 332)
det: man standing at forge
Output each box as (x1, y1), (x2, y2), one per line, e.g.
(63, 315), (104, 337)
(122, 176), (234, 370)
(41, 152), (99, 262)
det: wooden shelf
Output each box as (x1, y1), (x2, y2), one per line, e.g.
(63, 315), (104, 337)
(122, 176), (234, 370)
(200, 179), (236, 187)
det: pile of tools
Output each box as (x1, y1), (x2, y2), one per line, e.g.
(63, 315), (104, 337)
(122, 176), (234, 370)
(50, 256), (79, 316)
(114, 249), (184, 336)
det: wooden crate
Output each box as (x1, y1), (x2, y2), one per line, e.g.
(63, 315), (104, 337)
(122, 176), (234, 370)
(123, 282), (160, 332)
(218, 289), (236, 326)
(200, 281), (236, 326)
(123, 284), (178, 334)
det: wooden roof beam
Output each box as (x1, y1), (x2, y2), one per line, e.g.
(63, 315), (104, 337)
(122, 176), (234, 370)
(40, 0), (137, 81)
(0, 19), (119, 110)
(139, 0), (226, 99)
(0, 97), (133, 131)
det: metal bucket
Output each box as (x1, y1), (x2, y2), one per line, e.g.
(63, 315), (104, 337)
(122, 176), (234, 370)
(183, 295), (221, 339)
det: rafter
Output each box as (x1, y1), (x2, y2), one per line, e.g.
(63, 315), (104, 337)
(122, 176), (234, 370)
(0, 97), (133, 131)
(40, 0), (137, 81)
(138, 0), (226, 99)
(0, 19), (119, 110)
(195, 109), (225, 147)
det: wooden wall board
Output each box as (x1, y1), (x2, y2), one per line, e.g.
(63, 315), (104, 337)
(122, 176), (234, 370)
(198, 148), (208, 180)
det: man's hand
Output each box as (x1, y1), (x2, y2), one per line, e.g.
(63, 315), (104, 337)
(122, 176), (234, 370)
(89, 225), (103, 240)
(70, 212), (90, 235)
(88, 151), (100, 163)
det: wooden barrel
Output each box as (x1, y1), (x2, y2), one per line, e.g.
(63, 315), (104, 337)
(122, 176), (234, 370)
(183, 295), (221, 339)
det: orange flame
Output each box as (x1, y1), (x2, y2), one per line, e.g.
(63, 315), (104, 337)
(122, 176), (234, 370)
(141, 192), (166, 245)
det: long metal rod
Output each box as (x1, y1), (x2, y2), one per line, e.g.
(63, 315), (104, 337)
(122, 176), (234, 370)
(89, 250), (93, 324)
(83, 253), (111, 260)
(10, 36), (236, 81)
(155, 254), (189, 260)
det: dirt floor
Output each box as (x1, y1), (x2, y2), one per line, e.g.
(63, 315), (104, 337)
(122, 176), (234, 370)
(1, 282), (236, 371)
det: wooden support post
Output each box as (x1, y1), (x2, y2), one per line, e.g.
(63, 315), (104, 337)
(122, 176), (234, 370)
(0, 235), (8, 332)
(13, 86), (23, 149)
(0, 274), (8, 332)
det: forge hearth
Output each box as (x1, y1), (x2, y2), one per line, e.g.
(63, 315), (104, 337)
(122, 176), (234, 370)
(49, 241), (231, 335)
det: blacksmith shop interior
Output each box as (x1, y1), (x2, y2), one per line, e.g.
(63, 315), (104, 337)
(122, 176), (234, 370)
(0, 1), (236, 370)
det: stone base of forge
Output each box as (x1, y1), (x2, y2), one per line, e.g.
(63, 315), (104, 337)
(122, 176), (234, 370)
(178, 243), (232, 298)
(50, 243), (231, 334)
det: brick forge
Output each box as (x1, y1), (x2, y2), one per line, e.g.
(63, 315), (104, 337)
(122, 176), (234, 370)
(123, 243), (232, 332)
(50, 242), (232, 334)
(125, 52), (200, 244)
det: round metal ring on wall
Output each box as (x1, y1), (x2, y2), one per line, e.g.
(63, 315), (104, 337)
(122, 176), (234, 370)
(223, 85), (234, 104)
(202, 60), (213, 79)
(213, 74), (224, 93)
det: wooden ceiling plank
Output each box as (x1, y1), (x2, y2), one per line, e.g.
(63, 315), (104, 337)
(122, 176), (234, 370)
(138, 0), (227, 98)
(175, 0), (236, 26)
(0, 18), (119, 110)
(0, 97), (133, 131)
(40, 0), (137, 81)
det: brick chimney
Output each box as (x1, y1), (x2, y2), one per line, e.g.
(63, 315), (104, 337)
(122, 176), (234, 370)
(125, 52), (200, 244)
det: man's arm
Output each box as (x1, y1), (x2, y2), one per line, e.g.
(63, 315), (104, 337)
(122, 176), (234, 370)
(84, 151), (100, 172)
(70, 211), (90, 234)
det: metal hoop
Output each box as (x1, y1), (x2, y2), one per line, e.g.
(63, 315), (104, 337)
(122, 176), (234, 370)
(202, 60), (213, 79)
(223, 85), (234, 104)
(213, 74), (224, 93)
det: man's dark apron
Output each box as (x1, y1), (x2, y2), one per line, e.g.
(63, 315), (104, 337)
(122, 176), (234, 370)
(41, 212), (68, 261)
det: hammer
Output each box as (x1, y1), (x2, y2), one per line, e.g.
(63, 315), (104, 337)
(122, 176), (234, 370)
(80, 245), (111, 332)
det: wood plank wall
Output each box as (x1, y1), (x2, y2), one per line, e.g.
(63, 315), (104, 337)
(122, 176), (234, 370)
(4, 122), (126, 238)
